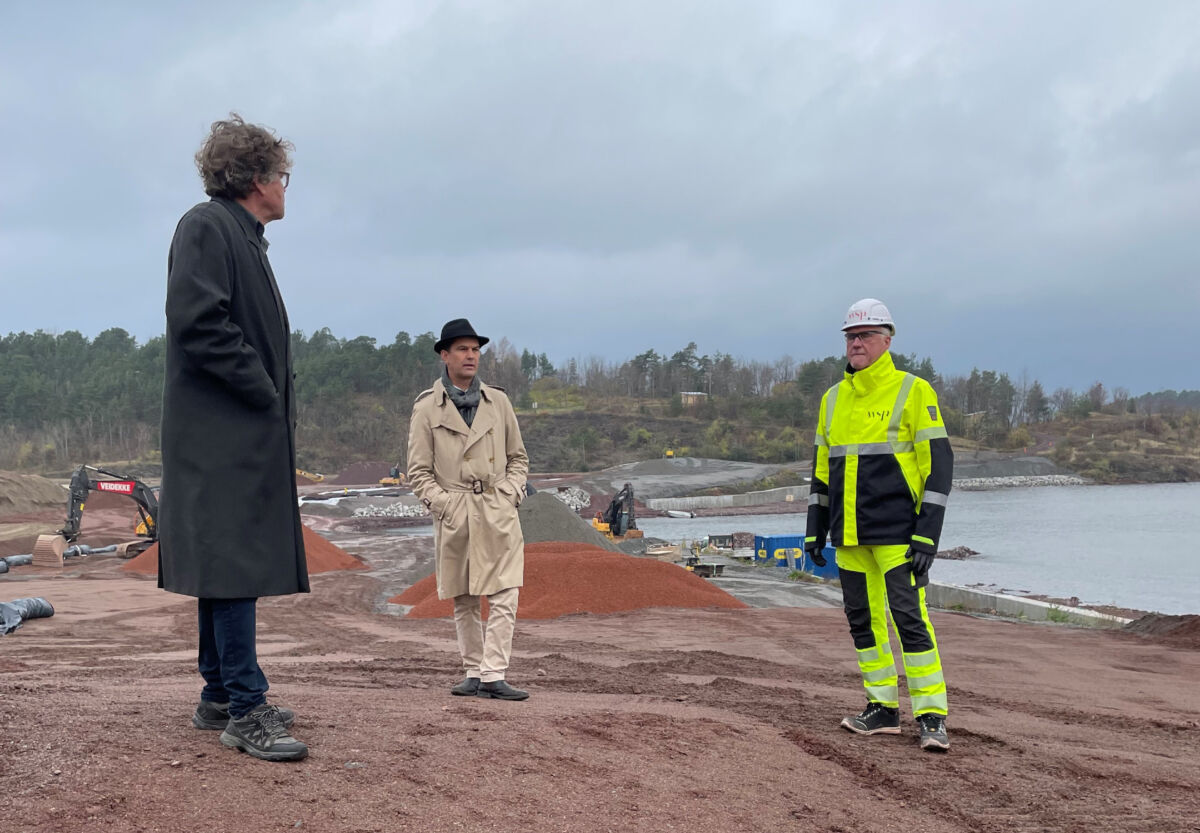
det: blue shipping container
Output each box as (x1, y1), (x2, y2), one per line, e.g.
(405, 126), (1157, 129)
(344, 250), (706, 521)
(755, 535), (839, 581)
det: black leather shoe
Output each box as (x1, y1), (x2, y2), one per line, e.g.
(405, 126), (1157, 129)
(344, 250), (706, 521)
(476, 680), (529, 701)
(451, 677), (481, 696)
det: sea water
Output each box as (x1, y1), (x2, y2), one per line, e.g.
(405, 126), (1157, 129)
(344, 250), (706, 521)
(635, 482), (1200, 615)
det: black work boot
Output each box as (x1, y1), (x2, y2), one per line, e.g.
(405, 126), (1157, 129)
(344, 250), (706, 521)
(451, 677), (481, 696)
(192, 700), (295, 730)
(219, 704), (308, 761)
(917, 713), (950, 752)
(476, 680), (529, 701)
(840, 701), (901, 735)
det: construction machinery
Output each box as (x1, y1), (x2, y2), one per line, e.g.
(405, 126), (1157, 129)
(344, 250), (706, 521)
(32, 465), (160, 566)
(296, 468), (326, 483)
(683, 553), (724, 578)
(379, 464), (407, 487)
(591, 482), (644, 541)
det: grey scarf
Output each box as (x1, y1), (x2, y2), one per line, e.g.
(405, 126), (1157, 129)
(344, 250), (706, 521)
(442, 366), (481, 427)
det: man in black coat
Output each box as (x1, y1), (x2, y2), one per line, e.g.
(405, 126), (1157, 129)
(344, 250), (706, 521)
(160, 114), (308, 762)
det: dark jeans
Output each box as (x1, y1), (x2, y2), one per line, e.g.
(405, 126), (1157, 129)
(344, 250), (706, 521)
(197, 597), (268, 718)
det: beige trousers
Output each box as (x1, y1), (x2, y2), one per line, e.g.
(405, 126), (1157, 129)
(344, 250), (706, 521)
(453, 587), (519, 683)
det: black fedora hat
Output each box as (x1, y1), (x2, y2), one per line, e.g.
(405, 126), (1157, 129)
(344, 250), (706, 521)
(434, 318), (490, 354)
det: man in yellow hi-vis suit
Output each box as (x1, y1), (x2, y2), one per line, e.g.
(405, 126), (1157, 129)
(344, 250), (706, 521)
(805, 298), (953, 752)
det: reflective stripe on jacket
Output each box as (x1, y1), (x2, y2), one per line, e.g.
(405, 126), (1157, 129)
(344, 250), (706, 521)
(805, 352), (953, 553)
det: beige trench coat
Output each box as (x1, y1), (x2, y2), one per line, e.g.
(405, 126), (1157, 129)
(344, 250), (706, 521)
(407, 379), (529, 599)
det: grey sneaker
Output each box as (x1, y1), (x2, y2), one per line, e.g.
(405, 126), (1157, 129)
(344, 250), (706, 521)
(840, 701), (901, 735)
(193, 700), (295, 730)
(917, 713), (950, 752)
(219, 704), (308, 762)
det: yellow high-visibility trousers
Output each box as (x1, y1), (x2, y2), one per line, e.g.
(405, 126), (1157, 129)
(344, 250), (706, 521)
(835, 544), (947, 716)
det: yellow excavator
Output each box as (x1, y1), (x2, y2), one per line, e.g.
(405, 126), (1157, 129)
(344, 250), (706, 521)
(295, 468), (325, 483)
(379, 464), (407, 487)
(591, 482), (644, 542)
(32, 465), (160, 566)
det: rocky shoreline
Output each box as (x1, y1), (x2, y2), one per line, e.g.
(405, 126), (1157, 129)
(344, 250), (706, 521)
(953, 474), (1088, 490)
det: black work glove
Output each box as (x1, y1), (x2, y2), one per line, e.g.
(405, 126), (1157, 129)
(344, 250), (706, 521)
(909, 547), (935, 577)
(807, 545), (827, 568)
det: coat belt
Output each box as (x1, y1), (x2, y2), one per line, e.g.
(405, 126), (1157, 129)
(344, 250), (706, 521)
(442, 476), (496, 495)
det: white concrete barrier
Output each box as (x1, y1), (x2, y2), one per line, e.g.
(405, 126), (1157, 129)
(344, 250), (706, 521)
(646, 485), (810, 511)
(926, 581), (1131, 627)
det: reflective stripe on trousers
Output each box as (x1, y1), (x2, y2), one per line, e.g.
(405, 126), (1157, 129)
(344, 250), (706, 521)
(836, 544), (948, 716)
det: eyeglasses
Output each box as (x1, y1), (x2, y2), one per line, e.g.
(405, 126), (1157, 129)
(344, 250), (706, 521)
(844, 330), (887, 343)
(277, 172), (290, 190)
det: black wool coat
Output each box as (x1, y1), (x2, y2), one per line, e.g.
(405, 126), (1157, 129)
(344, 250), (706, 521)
(158, 197), (308, 598)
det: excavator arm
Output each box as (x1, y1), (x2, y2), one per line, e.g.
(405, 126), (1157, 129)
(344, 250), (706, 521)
(58, 465), (92, 543)
(58, 465), (160, 543)
(600, 483), (637, 537)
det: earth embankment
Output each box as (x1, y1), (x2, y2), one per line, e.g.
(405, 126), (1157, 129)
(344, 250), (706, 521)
(1, 554), (1198, 832)
(3, 462), (1199, 830)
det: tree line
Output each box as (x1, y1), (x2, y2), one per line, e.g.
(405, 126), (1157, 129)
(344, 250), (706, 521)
(0, 326), (1196, 471)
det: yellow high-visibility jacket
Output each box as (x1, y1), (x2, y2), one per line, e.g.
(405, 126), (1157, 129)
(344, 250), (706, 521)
(805, 352), (953, 553)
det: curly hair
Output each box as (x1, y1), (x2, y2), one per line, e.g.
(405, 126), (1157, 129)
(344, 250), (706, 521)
(194, 113), (294, 199)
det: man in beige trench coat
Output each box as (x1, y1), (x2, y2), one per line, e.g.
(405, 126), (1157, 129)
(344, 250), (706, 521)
(407, 319), (531, 700)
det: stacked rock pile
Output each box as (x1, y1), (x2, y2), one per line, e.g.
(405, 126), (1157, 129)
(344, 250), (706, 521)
(352, 503), (429, 519)
(954, 474), (1087, 491)
(549, 486), (590, 511)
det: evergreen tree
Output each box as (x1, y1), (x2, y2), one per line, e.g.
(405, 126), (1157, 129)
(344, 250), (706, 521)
(1025, 380), (1050, 422)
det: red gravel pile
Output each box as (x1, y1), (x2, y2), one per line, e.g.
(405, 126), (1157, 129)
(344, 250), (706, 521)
(121, 526), (366, 576)
(392, 541), (747, 619)
(76, 488), (140, 512)
(1124, 613), (1200, 649)
(329, 461), (393, 485)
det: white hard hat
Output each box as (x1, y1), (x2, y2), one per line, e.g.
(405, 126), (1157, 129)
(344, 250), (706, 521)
(842, 298), (895, 333)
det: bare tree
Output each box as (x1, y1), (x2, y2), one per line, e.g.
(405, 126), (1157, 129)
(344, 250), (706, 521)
(1051, 387), (1076, 414)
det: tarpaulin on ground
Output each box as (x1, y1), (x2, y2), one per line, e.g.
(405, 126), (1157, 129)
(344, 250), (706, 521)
(0, 597), (55, 635)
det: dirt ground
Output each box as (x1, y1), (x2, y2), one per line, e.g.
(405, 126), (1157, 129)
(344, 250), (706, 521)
(3, 536), (1199, 833)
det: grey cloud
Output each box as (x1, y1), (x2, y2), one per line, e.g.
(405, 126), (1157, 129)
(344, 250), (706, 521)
(1, 1), (1197, 397)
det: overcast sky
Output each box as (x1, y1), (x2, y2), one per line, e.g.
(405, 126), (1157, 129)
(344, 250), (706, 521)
(2, 1), (1197, 395)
